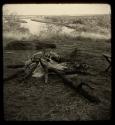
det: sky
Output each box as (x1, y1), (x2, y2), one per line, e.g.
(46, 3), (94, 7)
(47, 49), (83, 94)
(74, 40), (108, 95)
(3, 4), (111, 16)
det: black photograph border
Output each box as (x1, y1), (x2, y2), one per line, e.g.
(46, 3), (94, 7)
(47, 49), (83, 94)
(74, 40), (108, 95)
(0, 0), (112, 123)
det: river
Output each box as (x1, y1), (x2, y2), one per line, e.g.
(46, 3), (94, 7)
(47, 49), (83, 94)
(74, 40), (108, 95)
(20, 19), (74, 36)
(20, 18), (110, 40)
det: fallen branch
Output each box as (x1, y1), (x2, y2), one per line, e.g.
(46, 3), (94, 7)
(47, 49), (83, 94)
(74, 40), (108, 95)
(4, 69), (25, 81)
(40, 59), (100, 103)
(52, 68), (100, 103)
(4, 63), (38, 82)
(7, 64), (25, 69)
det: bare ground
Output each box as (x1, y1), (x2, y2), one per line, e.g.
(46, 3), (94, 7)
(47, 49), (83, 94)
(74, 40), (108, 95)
(3, 37), (111, 121)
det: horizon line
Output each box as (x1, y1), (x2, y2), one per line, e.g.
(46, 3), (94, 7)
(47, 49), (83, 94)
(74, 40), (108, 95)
(3, 13), (111, 16)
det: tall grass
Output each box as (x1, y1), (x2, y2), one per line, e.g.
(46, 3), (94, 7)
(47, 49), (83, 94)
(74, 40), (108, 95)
(3, 15), (111, 48)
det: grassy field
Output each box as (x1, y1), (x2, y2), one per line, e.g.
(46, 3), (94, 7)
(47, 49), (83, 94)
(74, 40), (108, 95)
(3, 14), (111, 121)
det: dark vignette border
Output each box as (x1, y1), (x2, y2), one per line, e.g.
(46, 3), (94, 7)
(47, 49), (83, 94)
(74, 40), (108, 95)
(0, 0), (112, 123)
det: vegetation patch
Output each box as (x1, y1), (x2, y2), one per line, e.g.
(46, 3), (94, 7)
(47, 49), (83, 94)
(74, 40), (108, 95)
(5, 40), (56, 50)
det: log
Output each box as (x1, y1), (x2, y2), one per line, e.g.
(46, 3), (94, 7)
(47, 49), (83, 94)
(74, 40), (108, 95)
(77, 82), (100, 103)
(50, 67), (100, 103)
(7, 64), (25, 69)
(6, 63), (93, 76)
(4, 62), (39, 82)
(49, 67), (81, 88)
(40, 58), (100, 103)
(4, 69), (25, 81)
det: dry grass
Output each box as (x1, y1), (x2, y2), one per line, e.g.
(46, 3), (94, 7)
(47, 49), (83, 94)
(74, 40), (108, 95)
(3, 15), (111, 121)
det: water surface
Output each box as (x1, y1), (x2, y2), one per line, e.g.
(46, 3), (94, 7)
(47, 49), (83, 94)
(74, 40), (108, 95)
(20, 18), (110, 40)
